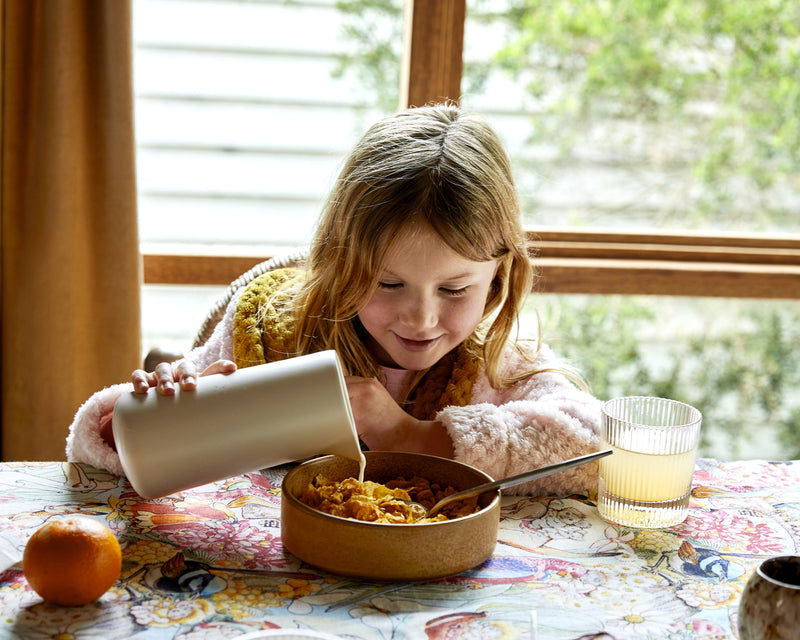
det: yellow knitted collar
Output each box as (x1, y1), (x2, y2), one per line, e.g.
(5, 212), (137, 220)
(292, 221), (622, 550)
(232, 268), (300, 367)
(232, 267), (480, 419)
(404, 346), (480, 420)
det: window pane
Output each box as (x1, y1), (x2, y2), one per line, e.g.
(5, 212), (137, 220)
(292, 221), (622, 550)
(527, 294), (800, 460)
(461, 0), (800, 460)
(133, 0), (404, 354)
(463, 0), (800, 233)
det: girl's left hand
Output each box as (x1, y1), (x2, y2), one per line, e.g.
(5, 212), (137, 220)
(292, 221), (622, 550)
(344, 376), (454, 457)
(344, 376), (410, 450)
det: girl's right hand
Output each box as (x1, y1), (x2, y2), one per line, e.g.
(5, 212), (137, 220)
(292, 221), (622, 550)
(131, 359), (237, 395)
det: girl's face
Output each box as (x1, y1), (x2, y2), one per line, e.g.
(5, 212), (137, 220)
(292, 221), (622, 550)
(358, 225), (498, 371)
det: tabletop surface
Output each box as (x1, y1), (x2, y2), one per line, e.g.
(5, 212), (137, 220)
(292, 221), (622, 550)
(1, 458), (799, 640)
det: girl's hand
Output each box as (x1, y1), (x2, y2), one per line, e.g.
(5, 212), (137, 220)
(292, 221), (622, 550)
(131, 360), (237, 396)
(345, 376), (454, 458)
(345, 376), (409, 450)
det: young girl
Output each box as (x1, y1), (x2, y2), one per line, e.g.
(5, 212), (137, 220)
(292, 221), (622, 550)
(67, 103), (601, 496)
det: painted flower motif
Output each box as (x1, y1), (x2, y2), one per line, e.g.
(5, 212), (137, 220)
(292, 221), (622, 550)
(738, 525), (786, 555)
(691, 617), (732, 638)
(0, 574), (44, 612)
(536, 565), (683, 636)
(106, 495), (128, 522)
(210, 577), (292, 619)
(675, 510), (785, 554)
(631, 529), (682, 555)
(174, 621), (281, 639)
(277, 578), (322, 599)
(130, 596), (214, 627)
(162, 520), (288, 570)
(424, 614), (520, 640)
(728, 461), (800, 489)
(9, 596), (136, 639)
(676, 581), (742, 609)
(590, 526), (636, 556)
(533, 566), (599, 600)
(592, 569), (668, 605)
(601, 592), (689, 638)
(0, 518), (24, 564)
(524, 499), (591, 541)
(123, 539), (184, 567)
(695, 461), (800, 491)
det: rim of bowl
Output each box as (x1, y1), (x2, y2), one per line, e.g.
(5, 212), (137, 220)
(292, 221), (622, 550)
(757, 555), (800, 590)
(281, 453), (501, 528)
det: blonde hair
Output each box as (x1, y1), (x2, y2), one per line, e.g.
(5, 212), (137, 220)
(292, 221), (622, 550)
(288, 103), (540, 389)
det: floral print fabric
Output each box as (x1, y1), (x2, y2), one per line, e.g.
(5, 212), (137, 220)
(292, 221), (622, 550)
(0, 458), (798, 639)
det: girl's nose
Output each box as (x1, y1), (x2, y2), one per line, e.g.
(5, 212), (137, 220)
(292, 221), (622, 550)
(401, 295), (438, 330)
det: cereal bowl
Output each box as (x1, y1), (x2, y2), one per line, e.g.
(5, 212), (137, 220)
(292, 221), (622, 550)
(280, 451), (501, 581)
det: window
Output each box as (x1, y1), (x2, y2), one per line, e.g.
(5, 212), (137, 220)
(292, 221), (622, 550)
(458, 0), (800, 459)
(134, 0), (800, 458)
(133, 0), (400, 352)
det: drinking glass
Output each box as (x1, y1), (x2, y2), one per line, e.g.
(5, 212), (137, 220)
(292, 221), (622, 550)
(597, 396), (702, 528)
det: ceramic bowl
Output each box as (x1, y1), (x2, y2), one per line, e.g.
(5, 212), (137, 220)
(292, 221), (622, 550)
(280, 452), (500, 581)
(738, 555), (800, 640)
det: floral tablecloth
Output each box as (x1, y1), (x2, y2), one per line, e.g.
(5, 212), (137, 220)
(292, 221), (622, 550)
(0, 458), (798, 640)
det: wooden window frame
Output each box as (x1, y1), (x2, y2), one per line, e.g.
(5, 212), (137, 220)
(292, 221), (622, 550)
(143, 229), (800, 299)
(141, 0), (800, 300)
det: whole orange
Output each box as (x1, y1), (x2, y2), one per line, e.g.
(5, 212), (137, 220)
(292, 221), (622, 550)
(23, 515), (122, 606)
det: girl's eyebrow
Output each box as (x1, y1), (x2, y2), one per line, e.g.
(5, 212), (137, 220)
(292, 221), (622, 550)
(442, 272), (478, 281)
(381, 269), (478, 281)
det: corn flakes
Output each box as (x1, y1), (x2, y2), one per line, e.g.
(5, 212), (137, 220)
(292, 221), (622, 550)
(299, 474), (480, 523)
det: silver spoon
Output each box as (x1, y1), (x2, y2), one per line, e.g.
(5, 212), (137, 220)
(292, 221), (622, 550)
(406, 448), (613, 521)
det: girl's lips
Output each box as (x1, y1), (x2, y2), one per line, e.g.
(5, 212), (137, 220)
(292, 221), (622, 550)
(395, 334), (440, 352)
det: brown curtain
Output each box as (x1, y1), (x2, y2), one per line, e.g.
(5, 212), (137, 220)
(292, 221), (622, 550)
(1, 0), (141, 460)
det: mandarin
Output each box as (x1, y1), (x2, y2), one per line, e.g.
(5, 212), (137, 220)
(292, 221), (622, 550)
(23, 515), (122, 606)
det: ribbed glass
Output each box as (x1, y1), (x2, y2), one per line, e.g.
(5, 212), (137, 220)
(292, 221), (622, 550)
(598, 396), (702, 529)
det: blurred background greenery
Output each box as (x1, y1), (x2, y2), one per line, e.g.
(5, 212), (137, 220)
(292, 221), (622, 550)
(334, 0), (800, 459)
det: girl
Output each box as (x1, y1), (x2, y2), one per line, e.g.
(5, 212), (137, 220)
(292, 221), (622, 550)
(67, 104), (601, 495)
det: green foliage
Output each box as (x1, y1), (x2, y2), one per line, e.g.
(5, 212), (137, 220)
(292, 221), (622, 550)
(532, 295), (654, 401)
(534, 295), (800, 459)
(332, 0), (404, 111)
(334, 0), (800, 229)
(332, 1), (800, 459)
(684, 304), (800, 458)
(478, 0), (800, 229)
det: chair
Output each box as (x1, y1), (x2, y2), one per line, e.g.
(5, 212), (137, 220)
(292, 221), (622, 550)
(143, 249), (307, 371)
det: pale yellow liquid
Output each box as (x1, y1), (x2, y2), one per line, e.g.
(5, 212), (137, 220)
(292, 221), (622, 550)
(600, 442), (696, 501)
(598, 439), (697, 528)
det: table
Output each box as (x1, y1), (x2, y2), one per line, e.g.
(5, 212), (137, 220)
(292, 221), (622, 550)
(0, 458), (798, 639)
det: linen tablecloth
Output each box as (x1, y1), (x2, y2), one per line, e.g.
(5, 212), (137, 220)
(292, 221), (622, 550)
(0, 458), (798, 639)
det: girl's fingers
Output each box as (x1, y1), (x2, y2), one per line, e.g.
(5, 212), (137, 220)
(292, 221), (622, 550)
(131, 359), (235, 397)
(174, 360), (198, 390)
(154, 362), (176, 395)
(200, 360), (237, 377)
(130, 369), (152, 394)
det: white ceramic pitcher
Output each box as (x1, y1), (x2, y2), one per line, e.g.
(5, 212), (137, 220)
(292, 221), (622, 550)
(113, 350), (363, 498)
